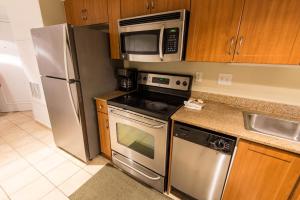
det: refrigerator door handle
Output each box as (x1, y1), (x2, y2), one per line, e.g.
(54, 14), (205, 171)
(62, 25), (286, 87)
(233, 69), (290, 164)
(64, 26), (81, 125)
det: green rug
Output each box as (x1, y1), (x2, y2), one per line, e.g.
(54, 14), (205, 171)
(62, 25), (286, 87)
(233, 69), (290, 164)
(70, 164), (171, 200)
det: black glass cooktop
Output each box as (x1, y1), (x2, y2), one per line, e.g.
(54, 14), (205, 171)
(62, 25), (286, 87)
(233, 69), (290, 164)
(107, 91), (187, 121)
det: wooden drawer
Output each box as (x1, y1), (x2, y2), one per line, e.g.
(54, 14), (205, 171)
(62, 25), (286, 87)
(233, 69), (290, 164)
(96, 99), (108, 114)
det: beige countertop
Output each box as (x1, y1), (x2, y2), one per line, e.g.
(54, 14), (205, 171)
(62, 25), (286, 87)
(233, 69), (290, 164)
(172, 101), (300, 155)
(95, 90), (130, 101)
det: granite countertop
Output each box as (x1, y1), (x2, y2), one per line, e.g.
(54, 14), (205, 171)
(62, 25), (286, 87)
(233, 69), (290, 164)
(95, 90), (130, 101)
(172, 101), (300, 155)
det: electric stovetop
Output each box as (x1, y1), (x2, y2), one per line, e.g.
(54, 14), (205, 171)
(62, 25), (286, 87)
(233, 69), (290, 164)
(107, 90), (187, 121)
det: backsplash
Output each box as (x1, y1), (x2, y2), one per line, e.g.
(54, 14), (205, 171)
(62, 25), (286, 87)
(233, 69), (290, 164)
(125, 61), (300, 106)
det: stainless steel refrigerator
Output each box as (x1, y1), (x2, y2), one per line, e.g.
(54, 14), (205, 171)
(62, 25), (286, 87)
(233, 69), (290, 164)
(31, 24), (120, 162)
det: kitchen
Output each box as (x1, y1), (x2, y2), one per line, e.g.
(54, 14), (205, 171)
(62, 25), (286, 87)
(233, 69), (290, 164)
(0, 0), (299, 200)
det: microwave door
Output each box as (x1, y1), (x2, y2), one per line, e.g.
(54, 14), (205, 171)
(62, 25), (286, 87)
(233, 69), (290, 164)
(120, 24), (165, 62)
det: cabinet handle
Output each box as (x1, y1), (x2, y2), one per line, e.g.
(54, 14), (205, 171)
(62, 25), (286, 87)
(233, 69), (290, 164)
(145, 1), (150, 9)
(150, 0), (154, 9)
(288, 175), (300, 200)
(99, 105), (102, 109)
(236, 36), (244, 55)
(227, 37), (235, 55)
(106, 119), (109, 129)
(82, 9), (87, 21)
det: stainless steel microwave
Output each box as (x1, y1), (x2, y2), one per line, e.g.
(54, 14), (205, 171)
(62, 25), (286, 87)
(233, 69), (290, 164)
(118, 10), (188, 62)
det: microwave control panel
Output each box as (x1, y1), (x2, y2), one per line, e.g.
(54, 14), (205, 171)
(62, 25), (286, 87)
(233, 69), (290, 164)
(165, 28), (179, 54)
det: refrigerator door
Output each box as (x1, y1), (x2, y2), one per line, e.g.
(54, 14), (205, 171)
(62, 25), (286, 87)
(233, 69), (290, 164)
(41, 76), (88, 161)
(73, 26), (119, 158)
(31, 24), (78, 80)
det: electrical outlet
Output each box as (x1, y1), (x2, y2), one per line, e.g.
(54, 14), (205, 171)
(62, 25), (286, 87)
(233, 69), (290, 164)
(218, 74), (232, 85)
(195, 72), (203, 83)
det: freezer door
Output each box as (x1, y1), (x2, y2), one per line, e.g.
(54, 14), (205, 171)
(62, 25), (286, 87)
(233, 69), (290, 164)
(31, 24), (77, 80)
(41, 76), (88, 161)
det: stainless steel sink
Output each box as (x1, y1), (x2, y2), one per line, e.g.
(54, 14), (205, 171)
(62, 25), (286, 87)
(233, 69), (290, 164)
(243, 112), (300, 142)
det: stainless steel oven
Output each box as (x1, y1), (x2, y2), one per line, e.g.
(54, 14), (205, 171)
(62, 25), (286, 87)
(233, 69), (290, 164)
(118, 10), (188, 62)
(108, 106), (168, 192)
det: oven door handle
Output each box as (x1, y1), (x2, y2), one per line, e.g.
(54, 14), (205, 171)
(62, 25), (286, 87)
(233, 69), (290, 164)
(110, 110), (165, 129)
(113, 155), (161, 181)
(159, 26), (164, 61)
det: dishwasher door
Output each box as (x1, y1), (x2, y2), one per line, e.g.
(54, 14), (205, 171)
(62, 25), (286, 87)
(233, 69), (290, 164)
(171, 123), (236, 200)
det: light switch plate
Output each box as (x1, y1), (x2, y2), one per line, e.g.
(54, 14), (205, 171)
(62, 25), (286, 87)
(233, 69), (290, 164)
(218, 74), (232, 85)
(195, 72), (203, 83)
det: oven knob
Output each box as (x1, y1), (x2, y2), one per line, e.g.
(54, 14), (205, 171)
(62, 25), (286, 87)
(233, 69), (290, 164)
(176, 80), (181, 85)
(182, 81), (188, 86)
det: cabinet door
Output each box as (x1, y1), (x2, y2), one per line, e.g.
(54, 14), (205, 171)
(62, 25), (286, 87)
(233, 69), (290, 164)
(120, 0), (150, 18)
(289, 31), (300, 65)
(108, 0), (121, 59)
(223, 140), (300, 200)
(97, 112), (112, 159)
(85, 0), (108, 25)
(233, 0), (300, 64)
(64, 0), (85, 26)
(150, 0), (190, 13)
(186, 0), (244, 62)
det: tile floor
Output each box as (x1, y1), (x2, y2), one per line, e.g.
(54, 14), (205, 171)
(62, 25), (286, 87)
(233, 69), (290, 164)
(0, 111), (109, 200)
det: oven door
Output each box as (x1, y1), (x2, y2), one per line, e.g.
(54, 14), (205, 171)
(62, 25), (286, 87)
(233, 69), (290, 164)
(108, 106), (168, 176)
(119, 21), (184, 62)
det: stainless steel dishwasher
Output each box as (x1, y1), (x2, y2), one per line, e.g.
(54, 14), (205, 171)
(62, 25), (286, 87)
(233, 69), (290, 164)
(171, 122), (236, 200)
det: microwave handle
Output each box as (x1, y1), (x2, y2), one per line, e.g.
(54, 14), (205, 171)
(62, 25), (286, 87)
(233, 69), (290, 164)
(159, 26), (164, 61)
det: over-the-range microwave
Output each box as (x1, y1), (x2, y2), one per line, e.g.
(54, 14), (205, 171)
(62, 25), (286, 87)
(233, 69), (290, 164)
(118, 10), (189, 62)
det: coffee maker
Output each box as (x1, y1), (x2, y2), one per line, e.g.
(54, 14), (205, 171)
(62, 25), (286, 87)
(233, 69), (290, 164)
(117, 68), (138, 91)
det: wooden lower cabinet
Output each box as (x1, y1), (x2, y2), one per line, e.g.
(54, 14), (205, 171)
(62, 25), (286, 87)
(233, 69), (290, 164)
(97, 111), (112, 159)
(223, 140), (300, 200)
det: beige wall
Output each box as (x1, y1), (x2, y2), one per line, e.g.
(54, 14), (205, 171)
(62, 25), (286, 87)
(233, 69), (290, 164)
(126, 61), (300, 106)
(39, 0), (66, 26)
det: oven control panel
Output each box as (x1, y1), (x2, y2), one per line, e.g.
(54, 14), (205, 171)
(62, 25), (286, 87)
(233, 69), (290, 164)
(138, 73), (191, 91)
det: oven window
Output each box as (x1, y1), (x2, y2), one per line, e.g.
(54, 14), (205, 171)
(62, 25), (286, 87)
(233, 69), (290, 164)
(116, 123), (154, 159)
(121, 30), (160, 54)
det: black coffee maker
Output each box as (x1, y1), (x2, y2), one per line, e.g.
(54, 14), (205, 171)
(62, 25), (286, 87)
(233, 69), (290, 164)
(117, 68), (138, 91)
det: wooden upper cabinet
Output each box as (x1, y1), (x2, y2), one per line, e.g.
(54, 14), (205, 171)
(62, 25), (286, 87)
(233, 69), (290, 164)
(64, 0), (108, 26)
(120, 0), (150, 18)
(289, 31), (300, 65)
(150, 0), (190, 13)
(233, 0), (300, 64)
(64, 0), (85, 26)
(223, 140), (300, 200)
(84, 0), (108, 25)
(108, 0), (121, 59)
(186, 0), (244, 62)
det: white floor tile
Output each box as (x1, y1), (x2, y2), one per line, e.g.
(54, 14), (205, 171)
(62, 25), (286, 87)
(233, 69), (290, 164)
(30, 129), (52, 139)
(0, 187), (9, 200)
(59, 169), (91, 196)
(7, 135), (36, 149)
(45, 160), (80, 186)
(0, 150), (20, 167)
(18, 121), (46, 133)
(33, 152), (66, 174)
(0, 158), (30, 181)
(10, 176), (54, 200)
(39, 134), (56, 147)
(68, 155), (87, 168)
(83, 164), (106, 175)
(0, 167), (41, 195)
(0, 144), (14, 154)
(0, 119), (15, 131)
(15, 140), (46, 156)
(24, 146), (54, 164)
(41, 189), (69, 200)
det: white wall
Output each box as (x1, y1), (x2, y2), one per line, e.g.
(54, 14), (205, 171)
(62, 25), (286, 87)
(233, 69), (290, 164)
(0, 7), (32, 112)
(1, 0), (51, 127)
